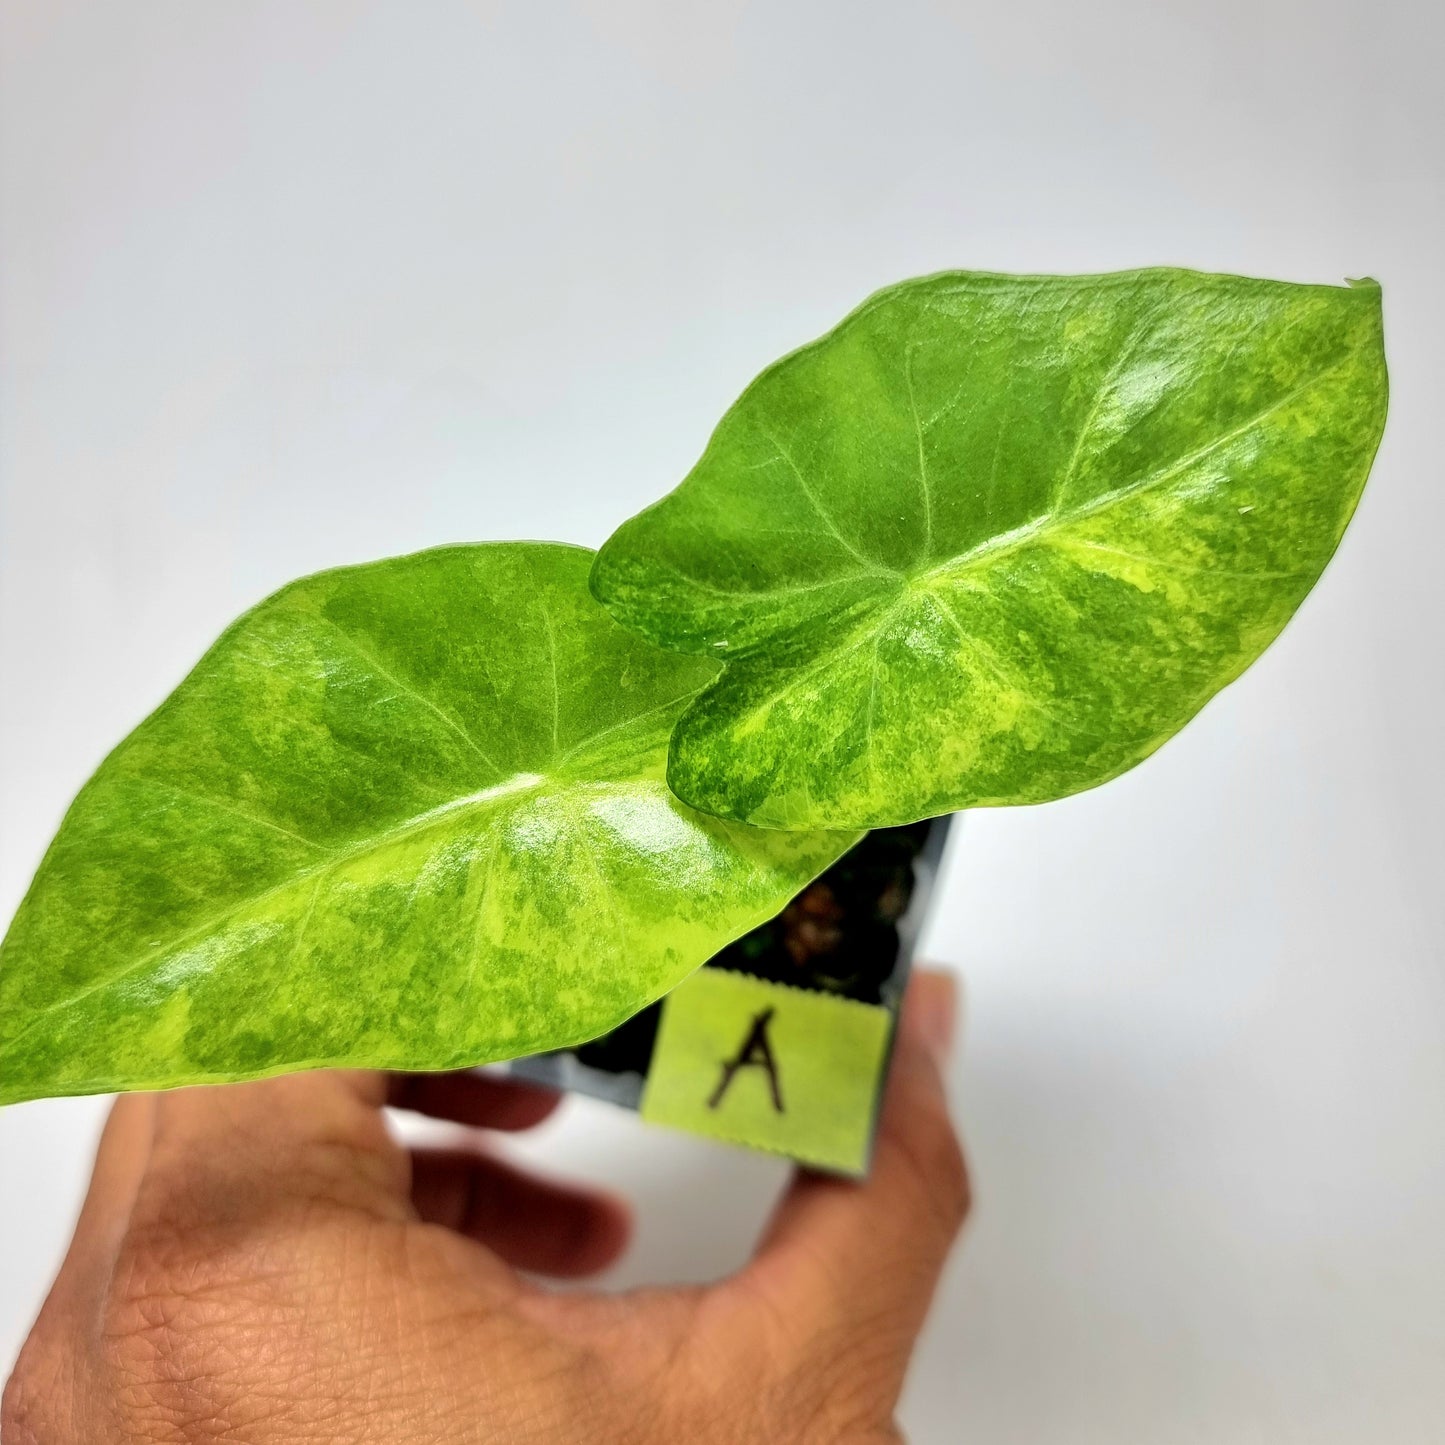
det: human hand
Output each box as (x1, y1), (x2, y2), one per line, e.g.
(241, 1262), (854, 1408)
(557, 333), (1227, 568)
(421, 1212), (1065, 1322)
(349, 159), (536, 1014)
(3, 971), (967, 1444)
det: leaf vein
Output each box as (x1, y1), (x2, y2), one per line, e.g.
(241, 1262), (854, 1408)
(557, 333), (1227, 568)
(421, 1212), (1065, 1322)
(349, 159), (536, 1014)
(905, 343), (933, 563)
(1052, 311), (1162, 514)
(125, 778), (333, 853)
(310, 613), (506, 778)
(920, 590), (1081, 731)
(756, 424), (897, 577)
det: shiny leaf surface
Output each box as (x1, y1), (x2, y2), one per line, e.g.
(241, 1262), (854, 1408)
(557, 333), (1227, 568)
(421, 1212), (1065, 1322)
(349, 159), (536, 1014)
(0, 544), (855, 1104)
(593, 269), (1388, 828)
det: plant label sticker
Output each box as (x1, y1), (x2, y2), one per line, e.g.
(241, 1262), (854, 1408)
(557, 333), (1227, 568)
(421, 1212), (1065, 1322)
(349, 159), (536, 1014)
(640, 969), (894, 1175)
(504, 815), (951, 1176)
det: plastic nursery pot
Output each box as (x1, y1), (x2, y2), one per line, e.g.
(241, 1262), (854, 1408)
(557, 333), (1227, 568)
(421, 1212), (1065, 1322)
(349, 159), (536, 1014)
(506, 814), (954, 1177)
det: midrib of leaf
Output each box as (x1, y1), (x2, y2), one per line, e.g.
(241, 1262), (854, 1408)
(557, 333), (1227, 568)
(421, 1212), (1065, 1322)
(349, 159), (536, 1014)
(0, 772), (549, 1047)
(918, 352), (1349, 592)
(713, 352), (1349, 740)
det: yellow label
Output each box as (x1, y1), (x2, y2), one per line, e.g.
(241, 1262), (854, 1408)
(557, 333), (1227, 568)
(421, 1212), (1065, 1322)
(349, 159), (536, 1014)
(640, 969), (894, 1176)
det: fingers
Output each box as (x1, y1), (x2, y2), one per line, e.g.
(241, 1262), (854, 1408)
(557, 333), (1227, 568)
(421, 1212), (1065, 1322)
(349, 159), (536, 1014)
(730, 969), (969, 1390)
(131, 1064), (566, 1228)
(129, 1070), (410, 1228)
(388, 1070), (561, 1132)
(410, 1147), (631, 1278)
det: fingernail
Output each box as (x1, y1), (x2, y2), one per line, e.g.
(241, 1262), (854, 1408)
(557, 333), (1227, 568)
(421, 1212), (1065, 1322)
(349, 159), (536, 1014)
(914, 970), (958, 1068)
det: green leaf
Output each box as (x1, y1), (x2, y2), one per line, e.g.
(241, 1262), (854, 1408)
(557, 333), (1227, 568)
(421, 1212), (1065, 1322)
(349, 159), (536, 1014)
(592, 269), (1389, 828)
(0, 543), (855, 1105)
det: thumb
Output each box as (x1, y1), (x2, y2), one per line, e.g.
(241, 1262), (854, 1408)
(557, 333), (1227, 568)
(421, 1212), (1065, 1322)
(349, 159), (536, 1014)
(131, 1071), (412, 1233)
(729, 969), (969, 1396)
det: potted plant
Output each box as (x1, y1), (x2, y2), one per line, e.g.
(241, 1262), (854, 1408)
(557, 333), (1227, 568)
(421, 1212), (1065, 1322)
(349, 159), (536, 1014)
(0, 268), (1388, 1176)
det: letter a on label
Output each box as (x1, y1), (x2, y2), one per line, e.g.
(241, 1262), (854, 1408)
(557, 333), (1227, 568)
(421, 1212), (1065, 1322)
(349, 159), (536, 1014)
(709, 1007), (784, 1112)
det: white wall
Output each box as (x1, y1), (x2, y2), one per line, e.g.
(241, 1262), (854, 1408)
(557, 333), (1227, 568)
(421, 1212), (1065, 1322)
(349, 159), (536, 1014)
(2, 3), (1441, 1440)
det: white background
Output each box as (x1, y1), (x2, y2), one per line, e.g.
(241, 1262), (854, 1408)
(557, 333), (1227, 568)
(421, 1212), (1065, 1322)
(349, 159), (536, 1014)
(2, 3), (1442, 1440)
